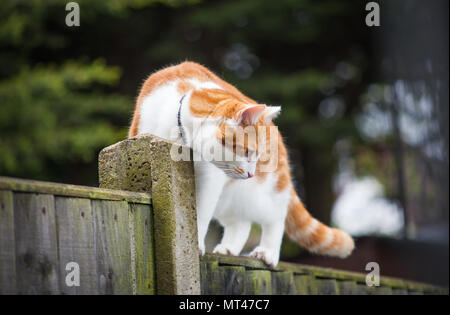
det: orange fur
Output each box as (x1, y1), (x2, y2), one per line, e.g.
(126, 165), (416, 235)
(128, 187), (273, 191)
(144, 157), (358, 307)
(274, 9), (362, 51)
(129, 61), (254, 137)
(285, 189), (354, 256)
(189, 88), (249, 118)
(177, 81), (195, 94)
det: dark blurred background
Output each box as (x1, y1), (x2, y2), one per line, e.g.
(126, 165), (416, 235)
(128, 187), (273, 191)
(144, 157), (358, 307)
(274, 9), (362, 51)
(0, 0), (448, 286)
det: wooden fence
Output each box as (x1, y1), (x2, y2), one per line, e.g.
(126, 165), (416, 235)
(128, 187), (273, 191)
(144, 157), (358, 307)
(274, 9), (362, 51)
(0, 134), (447, 295)
(201, 254), (447, 295)
(0, 176), (156, 295)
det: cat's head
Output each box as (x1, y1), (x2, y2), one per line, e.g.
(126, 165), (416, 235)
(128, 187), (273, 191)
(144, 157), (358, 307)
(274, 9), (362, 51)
(197, 104), (281, 179)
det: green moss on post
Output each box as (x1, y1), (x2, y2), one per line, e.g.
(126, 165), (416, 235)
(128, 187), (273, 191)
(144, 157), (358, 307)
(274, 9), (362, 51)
(98, 137), (152, 193)
(149, 135), (200, 295)
(99, 134), (200, 295)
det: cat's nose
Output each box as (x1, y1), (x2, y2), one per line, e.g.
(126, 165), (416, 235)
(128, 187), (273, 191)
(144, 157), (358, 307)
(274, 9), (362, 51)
(247, 172), (254, 178)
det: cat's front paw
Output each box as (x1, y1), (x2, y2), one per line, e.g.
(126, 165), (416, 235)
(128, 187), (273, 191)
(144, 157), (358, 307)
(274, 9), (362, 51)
(249, 246), (279, 269)
(213, 244), (234, 256)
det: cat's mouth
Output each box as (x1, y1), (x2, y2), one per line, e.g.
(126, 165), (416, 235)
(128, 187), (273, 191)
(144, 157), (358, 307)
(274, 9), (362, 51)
(212, 162), (253, 179)
(228, 171), (252, 179)
(234, 167), (254, 179)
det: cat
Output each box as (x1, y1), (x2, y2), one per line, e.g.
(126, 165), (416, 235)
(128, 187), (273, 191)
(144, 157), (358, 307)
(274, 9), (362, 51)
(129, 61), (354, 267)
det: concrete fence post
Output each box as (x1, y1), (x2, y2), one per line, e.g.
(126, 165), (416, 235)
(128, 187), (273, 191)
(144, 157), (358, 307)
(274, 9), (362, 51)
(98, 134), (200, 295)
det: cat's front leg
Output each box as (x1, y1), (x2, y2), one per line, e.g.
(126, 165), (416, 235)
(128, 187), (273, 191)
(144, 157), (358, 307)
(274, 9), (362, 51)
(213, 221), (252, 256)
(194, 161), (227, 255)
(249, 220), (285, 268)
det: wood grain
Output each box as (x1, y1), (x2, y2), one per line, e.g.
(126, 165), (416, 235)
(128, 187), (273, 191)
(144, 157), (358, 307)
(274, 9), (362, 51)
(14, 193), (60, 294)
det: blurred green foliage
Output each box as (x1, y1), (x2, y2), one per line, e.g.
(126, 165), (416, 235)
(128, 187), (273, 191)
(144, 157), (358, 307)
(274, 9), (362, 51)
(0, 60), (130, 183)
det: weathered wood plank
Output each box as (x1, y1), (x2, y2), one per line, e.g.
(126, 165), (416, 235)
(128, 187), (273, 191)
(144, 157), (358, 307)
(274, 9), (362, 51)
(14, 193), (60, 294)
(392, 288), (408, 295)
(204, 261), (225, 295)
(315, 279), (340, 295)
(362, 285), (393, 295)
(55, 197), (98, 294)
(244, 270), (272, 295)
(294, 275), (317, 295)
(0, 190), (16, 294)
(93, 200), (134, 294)
(357, 284), (385, 295)
(356, 284), (369, 295)
(408, 291), (424, 295)
(271, 271), (295, 295)
(129, 203), (156, 295)
(423, 287), (448, 295)
(200, 262), (209, 294)
(374, 286), (393, 295)
(0, 176), (150, 204)
(338, 280), (358, 295)
(220, 266), (246, 295)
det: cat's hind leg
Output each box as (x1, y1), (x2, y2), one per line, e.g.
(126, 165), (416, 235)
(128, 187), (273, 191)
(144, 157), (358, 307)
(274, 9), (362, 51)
(213, 221), (252, 256)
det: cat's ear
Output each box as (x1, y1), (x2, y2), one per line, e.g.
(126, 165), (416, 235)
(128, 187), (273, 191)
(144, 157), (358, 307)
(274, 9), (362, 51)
(263, 106), (281, 123)
(236, 105), (266, 125)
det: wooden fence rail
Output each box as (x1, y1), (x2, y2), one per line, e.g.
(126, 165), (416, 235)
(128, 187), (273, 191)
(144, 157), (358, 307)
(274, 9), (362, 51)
(200, 254), (448, 295)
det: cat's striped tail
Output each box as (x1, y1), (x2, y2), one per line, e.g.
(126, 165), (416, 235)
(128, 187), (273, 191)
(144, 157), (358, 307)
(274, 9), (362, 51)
(285, 189), (354, 258)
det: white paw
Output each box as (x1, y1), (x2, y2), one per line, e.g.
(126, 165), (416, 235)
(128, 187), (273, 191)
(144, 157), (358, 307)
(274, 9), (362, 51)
(249, 246), (279, 268)
(213, 244), (234, 256)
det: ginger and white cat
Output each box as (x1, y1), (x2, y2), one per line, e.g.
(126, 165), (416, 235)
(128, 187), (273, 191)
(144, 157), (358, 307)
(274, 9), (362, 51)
(129, 61), (354, 267)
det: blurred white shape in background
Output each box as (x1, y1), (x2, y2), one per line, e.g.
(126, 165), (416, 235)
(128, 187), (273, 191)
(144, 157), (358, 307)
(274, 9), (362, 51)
(331, 138), (404, 237)
(331, 176), (404, 236)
